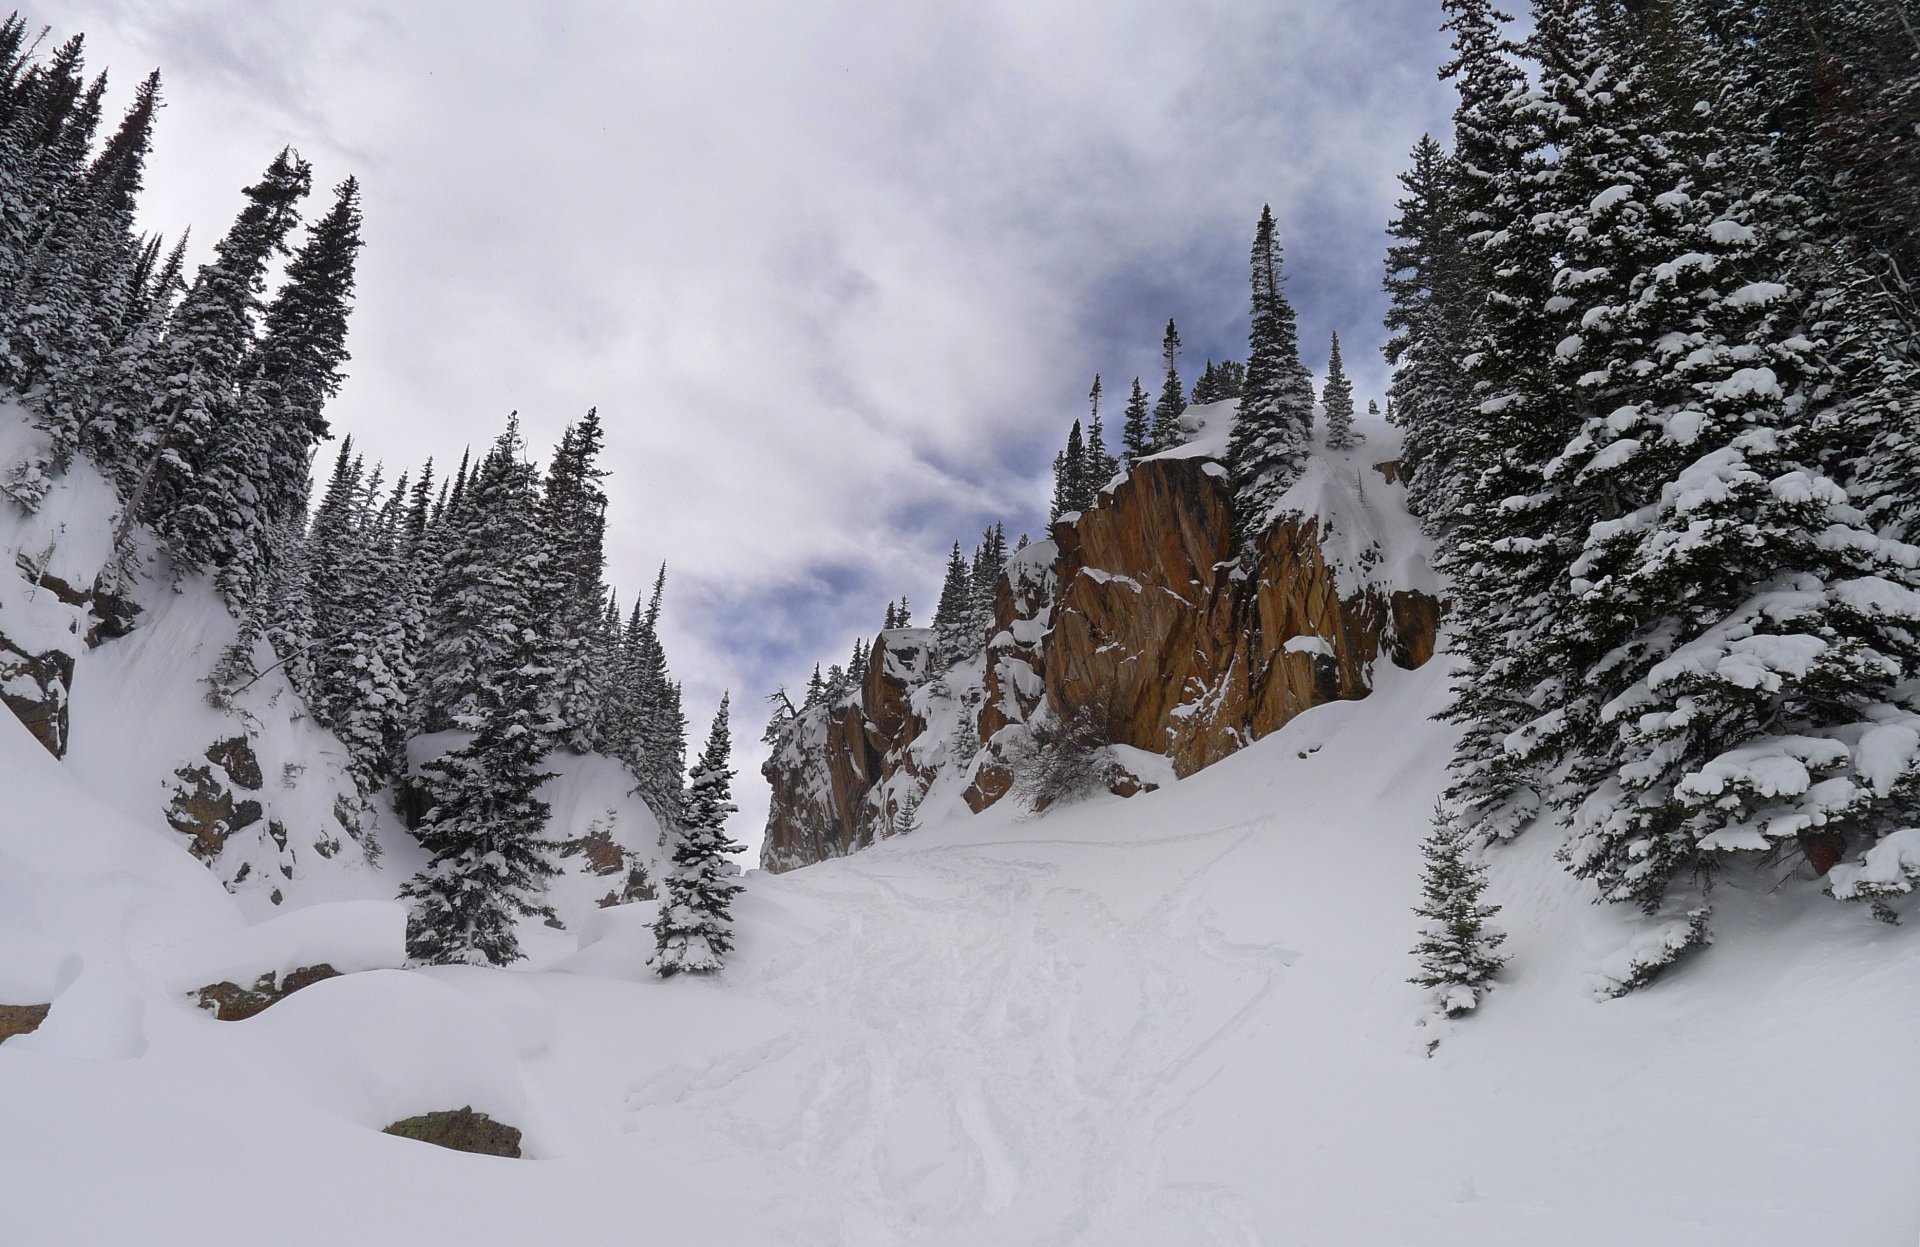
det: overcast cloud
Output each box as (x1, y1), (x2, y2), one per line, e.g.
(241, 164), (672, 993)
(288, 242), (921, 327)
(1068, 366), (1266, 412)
(53, 0), (1454, 851)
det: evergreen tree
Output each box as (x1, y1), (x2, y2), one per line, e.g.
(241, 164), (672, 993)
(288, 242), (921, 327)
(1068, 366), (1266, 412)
(968, 522), (1006, 643)
(1085, 375), (1117, 485)
(401, 607), (561, 967)
(883, 601), (899, 630)
(134, 148), (312, 575)
(1384, 134), (1472, 526)
(541, 409), (611, 752)
(1225, 205), (1315, 540)
(932, 540), (972, 664)
(1151, 318), (1187, 448)
(1321, 330), (1359, 449)
(417, 417), (554, 732)
(626, 564), (688, 826)
(1121, 377), (1153, 466)
(1409, 809), (1506, 1015)
(1049, 419), (1091, 522)
(652, 696), (745, 977)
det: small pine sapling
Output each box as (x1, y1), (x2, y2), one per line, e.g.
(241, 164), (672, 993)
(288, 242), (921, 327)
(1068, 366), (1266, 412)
(1409, 807), (1507, 1017)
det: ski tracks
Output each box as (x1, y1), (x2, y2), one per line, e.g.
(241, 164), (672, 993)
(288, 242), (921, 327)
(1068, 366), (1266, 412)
(622, 827), (1294, 1244)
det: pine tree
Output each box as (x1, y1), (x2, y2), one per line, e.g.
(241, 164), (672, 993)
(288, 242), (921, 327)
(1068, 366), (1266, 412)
(1049, 419), (1091, 522)
(1121, 377), (1153, 466)
(401, 610), (561, 967)
(1151, 318), (1187, 448)
(1225, 205), (1315, 540)
(968, 522), (1006, 643)
(1409, 809), (1506, 1015)
(626, 565), (688, 826)
(1321, 330), (1359, 450)
(133, 148), (313, 576)
(652, 696), (745, 977)
(932, 540), (972, 664)
(1384, 134), (1472, 526)
(541, 409), (611, 752)
(417, 417), (554, 733)
(1085, 375), (1117, 485)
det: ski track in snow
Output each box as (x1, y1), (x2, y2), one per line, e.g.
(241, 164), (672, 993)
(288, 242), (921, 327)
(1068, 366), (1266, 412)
(621, 824), (1288, 1245)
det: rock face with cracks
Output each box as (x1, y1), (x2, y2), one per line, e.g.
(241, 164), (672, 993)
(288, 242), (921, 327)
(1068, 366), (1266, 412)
(762, 448), (1440, 873)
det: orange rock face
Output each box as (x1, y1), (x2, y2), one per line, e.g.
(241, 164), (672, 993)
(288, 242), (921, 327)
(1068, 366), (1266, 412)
(761, 454), (1443, 871)
(759, 629), (935, 873)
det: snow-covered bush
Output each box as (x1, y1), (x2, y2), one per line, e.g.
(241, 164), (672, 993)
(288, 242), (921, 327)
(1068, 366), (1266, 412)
(1593, 907), (1712, 999)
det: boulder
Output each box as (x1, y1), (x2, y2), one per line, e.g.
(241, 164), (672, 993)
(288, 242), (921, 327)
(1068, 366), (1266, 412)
(192, 964), (341, 1021)
(0, 1002), (51, 1044)
(382, 1108), (522, 1158)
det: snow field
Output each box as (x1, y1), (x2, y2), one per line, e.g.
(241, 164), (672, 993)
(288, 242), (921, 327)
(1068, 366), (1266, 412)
(4, 654), (1916, 1244)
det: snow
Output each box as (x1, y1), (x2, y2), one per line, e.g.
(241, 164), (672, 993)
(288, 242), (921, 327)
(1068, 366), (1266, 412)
(5, 652), (1918, 1244)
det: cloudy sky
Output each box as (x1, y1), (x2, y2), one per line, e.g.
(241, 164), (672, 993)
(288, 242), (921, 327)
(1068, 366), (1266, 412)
(54, 0), (1455, 851)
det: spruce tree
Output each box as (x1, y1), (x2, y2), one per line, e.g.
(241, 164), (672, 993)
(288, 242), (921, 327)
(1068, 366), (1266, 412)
(1225, 205), (1315, 540)
(1151, 318), (1187, 448)
(652, 696), (745, 977)
(1085, 374), (1117, 485)
(401, 610), (561, 967)
(932, 540), (972, 664)
(541, 409), (611, 752)
(1409, 809), (1506, 1015)
(134, 148), (312, 576)
(1321, 330), (1359, 450)
(1121, 377), (1153, 466)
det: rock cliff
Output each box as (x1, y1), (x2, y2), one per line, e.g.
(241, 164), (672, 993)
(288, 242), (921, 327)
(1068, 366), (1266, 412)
(761, 409), (1442, 873)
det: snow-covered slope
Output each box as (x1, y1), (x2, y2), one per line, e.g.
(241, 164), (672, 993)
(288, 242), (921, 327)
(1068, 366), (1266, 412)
(5, 650), (1914, 1245)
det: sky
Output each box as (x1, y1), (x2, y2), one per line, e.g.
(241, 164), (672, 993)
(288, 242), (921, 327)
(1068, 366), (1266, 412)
(50, 0), (1456, 852)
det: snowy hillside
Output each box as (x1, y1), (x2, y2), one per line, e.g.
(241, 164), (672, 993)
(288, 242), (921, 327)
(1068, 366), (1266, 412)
(5, 650), (1914, 1245)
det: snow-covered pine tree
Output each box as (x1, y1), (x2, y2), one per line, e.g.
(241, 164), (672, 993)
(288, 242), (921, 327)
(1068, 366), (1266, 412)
(417, 418), (554, 732)
(932, 540), (972, 665)
(401, 430), (561, 967)
(1428, 0), (1562, 847)
(1321, 330), (1359, 450)
(401, 620), (561, 967)
(1151, 318), (1187, 448)
(1225, 204), (1314, 541)
(217, 175), (363, 606)
(1120, 376), (1153, 466)
(968, 522), (1006, 644)
(1514, 0), (1920, 915)
(135, 148), (312, 575)
(1, 67), (158, 503)
(626, 565), (688, 826)
(652, 695), (745, 977)
(1409, 807), (1506, 1015)
(540, 409), (611, 752)
(317, 470), (413, 801)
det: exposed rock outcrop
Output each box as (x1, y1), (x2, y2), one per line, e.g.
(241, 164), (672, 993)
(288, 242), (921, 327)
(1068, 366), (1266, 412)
(762, 428), (1443, 873)
(166, 736), (273, 863)
(0, 632), (72, 756)
(0, 1002), (51, 1043)
(192, 964), (341, 1021)
(760, 629), (937, 872)
(382, 1108), (523, 1158)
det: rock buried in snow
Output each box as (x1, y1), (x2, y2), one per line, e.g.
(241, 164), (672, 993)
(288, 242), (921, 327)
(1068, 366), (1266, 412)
(381, 1108), (522, 1158)
(0, 1002), (51, 1043)
(192, 964), (341, 1021)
